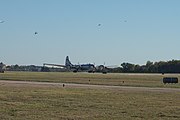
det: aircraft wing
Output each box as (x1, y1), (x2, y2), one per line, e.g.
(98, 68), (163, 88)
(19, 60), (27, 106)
(43, 63), (66, 68)
(105, 65), (121, 68)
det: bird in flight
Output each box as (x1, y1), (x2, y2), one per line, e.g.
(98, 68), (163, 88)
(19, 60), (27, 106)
(34, 32), (38, 34)
(98, 24), (101, 26)
(0, 20), (5, 23)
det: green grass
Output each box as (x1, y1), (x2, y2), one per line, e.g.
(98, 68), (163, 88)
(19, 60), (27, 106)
(0, 84), (180, 120)
(0, 71), (180, 88)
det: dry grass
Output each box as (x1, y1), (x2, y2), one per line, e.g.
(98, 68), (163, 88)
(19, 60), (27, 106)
(0, 71), (180, 88)
(0, 72), (180, 120)
(0, 84), (180, 120)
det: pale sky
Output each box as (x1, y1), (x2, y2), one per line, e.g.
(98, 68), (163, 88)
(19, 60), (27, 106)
(0, 0), (180, 66)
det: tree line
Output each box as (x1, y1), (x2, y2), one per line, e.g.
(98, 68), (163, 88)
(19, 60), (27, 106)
(3, 59), (180, 73)
(109, 60), (180, 73)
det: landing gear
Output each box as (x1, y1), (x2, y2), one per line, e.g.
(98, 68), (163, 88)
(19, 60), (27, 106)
(102, 71), (107, 74)
(73, 70), (78, 73)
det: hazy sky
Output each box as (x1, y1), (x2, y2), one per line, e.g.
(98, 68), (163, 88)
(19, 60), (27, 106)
(0, 0), (180, 66)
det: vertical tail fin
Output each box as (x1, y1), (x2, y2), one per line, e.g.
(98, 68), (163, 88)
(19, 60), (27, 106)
(65, 56), (73, 67)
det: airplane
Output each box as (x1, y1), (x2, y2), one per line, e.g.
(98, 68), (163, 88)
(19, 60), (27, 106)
(43, 56), (108, 74)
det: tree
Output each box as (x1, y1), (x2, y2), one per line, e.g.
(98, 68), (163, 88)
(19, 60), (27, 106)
(121, 63), (135, 73)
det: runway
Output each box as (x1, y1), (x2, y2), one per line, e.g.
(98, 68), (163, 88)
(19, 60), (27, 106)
(0, 80), (179, 93)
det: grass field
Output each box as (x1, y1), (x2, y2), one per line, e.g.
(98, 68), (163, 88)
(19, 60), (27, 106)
(0, 71), (180, 88)
(0, 83), (180, 120)
(0, 72), (180, 120)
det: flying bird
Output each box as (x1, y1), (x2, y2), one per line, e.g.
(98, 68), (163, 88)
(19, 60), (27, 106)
(0, 20), (5, 23)
(34, 32), (38, 34)
(98, 24), (101, 26)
